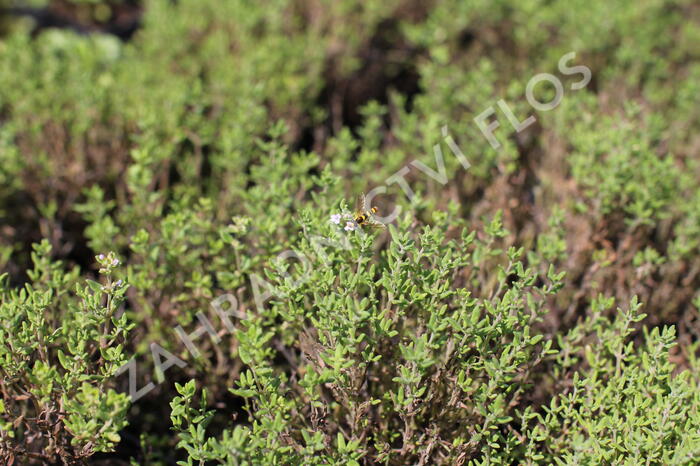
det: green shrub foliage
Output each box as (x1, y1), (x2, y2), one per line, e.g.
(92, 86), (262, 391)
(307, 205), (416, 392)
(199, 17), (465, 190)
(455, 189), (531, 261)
(1, 0), (699, 464)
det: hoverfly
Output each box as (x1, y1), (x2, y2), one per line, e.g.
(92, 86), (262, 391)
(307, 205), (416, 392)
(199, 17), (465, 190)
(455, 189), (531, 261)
(353, 193), (385, 229)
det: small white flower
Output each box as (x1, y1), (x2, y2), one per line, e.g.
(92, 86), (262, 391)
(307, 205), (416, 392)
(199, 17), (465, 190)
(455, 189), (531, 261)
(115, 279), (123, 287)
(330, 213), (342, 224)
(344, 221), (357, 231)
(98, 254), (105, 261)
(111, 258), (120, 266)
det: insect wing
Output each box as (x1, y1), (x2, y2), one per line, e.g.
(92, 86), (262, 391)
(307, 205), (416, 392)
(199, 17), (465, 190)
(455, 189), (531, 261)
(356, 193), (367, 214)
(365, 212), (385, 229)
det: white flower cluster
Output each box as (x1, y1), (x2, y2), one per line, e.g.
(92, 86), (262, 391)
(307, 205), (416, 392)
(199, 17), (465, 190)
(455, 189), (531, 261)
(97, 254), (120, 267)
(330, 213), (357, 231)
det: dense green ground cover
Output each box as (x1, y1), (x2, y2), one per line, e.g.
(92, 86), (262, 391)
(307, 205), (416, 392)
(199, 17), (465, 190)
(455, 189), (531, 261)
(1, 0), (700, 464)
